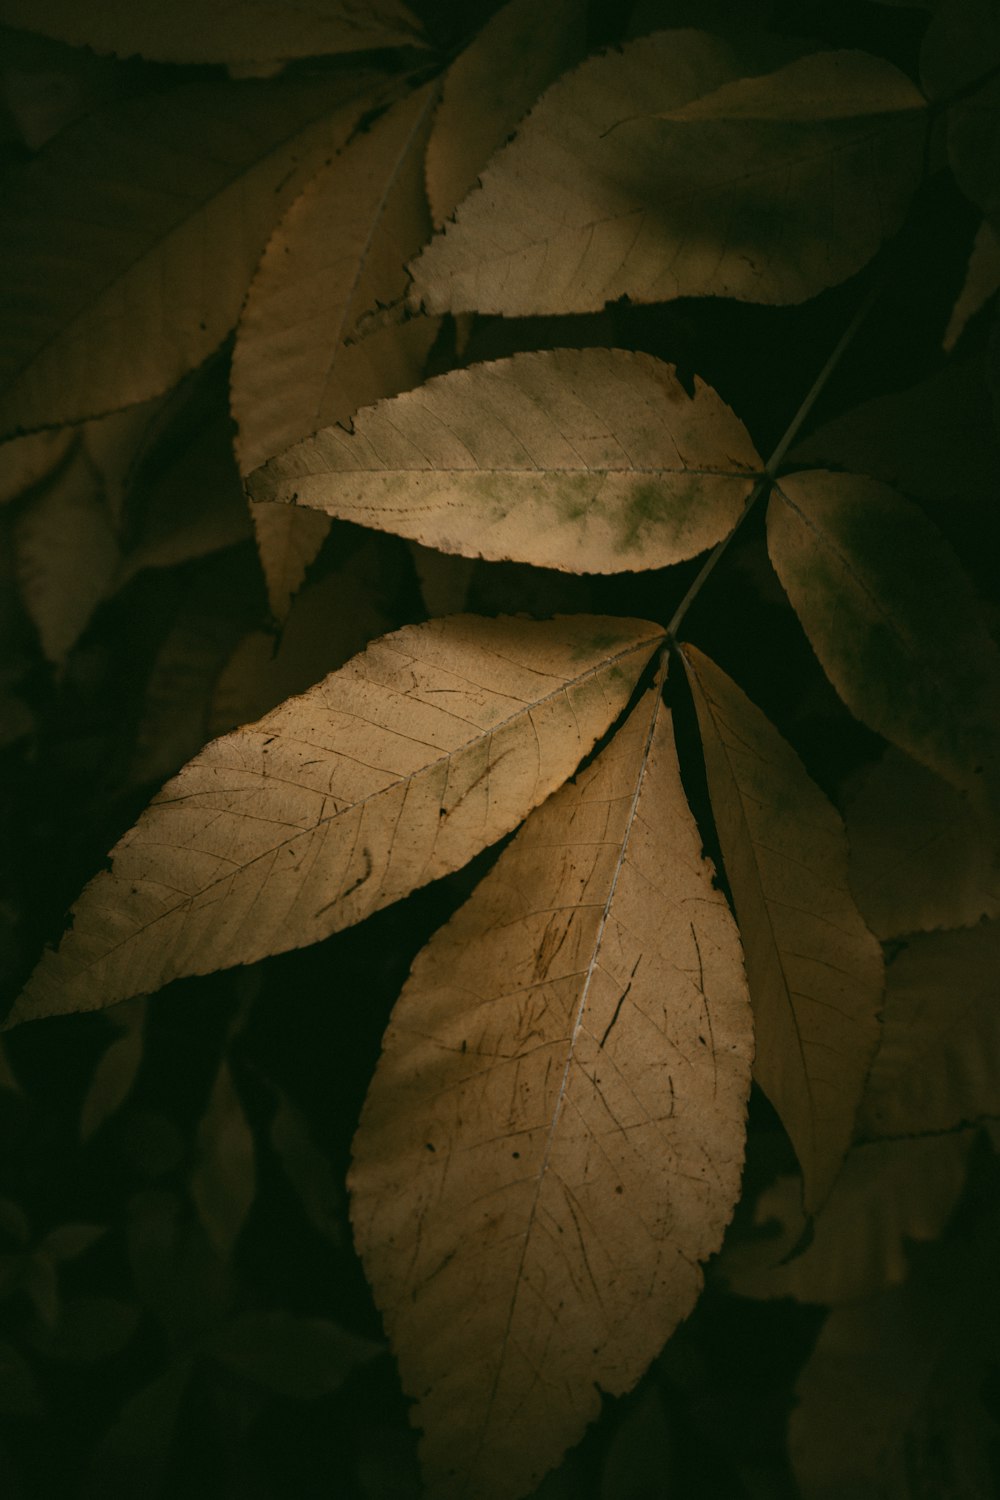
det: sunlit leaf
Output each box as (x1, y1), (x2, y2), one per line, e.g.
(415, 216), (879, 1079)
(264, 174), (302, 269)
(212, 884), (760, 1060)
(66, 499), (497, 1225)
(8, 615), (663, 1024)
(859, 922), (1000, 1138)
(410, 31), (925, 315)
(0, 72), (377, 435)
(768, 470), (1000, 799)
(350, 686), (752, 1499)
(248, 350), (761, 573)
(682, 644), (883, 1211)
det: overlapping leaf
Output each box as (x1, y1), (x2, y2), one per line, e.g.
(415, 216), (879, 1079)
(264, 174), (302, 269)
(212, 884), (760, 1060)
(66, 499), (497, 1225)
(247, 349), (761, 573)
(424, 0), (586, 227)
(845, 749), (1000, 938)
(0, 72), (377, 436)
(410, 31), (925, 315)
(723, 1132), (974, 1305)
(859, 922), (1000, 1139)
(768, 470), (1000, 799)
(350, 685), (752, 1499)
(681, 645), (883, 1210)
(7, 615), (663, 1025)
(230, 86), (439, 613)
(0, 0), (423, 64)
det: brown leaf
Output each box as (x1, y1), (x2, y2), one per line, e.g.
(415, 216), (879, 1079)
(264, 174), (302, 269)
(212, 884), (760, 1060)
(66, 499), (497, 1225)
(247, 350), (761, 573)
(845, 749), (1000, 939)
(0, 0), (424, 64)
(943, 221), (1000, 351)
(0, 72), (378, 436)
(786, 358), (999, 588)
(350, 685), (752, 1500)
(723, 1132), (974, 1305)
(8, 614), (664, 1024)
(425, 0), (586, 227)
(768, 470), (1000, 800)
(682, 644), (883, 1211)
(657, 49), (925, 122)
(410, 31), (925, 315)
(13, 439), (119, 664)
(231, 88), (440, 614)
(208, 546), (394, 735)
(859, 922), (1000, 1139)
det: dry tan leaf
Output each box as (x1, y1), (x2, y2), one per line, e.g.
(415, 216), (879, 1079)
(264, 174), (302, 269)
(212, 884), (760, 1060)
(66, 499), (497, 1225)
(425, 0), (586, 227)
(231, 88), (439, 615)
(723, 1133), (974, 1305)
(944, 221), (1000, 351)
(8, 614), (664, 1025)
(845, 748), (1000, 939)
(0, 72), (378, 437)
(681, 645), (883, 1211)
(657, 49), (925, 122)
(409, 30), (925, 315)
(859, 922), (1000, 1139)
(232, 89), (439, 476)
(350, 685), (752, 1500)
(13, 441), (120, 664)
(247, 350), (761, 573)
(0, 0), (423, 63)
(768, 471), (1000, 799)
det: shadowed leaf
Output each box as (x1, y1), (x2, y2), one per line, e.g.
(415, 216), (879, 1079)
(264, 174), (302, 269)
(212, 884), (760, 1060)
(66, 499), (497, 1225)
(410, 30), (924, 315)
(682, 644), (883, 1211)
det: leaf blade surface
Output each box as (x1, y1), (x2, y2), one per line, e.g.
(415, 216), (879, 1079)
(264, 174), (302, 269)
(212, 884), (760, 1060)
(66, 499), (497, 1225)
(247, 349), (761, 573)
(8, 614), (664, 1025)
(350, 685), (752, 1499)
(682, 644), (883, 1210)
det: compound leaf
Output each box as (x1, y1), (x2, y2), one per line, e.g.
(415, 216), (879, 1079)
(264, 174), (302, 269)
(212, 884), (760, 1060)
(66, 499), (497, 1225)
(410, 30), (925, 316)
(350, 685), (752, 1500)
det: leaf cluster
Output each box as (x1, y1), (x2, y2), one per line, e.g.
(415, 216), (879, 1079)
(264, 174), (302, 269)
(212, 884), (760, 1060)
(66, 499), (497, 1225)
(1, 0), (999, 1496)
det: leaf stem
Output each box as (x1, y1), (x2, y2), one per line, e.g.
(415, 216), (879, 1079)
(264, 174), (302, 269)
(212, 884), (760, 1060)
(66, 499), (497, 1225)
(666, 274), (884, 642)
